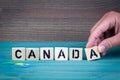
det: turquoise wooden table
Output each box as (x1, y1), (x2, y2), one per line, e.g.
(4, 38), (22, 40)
(0, 42), (120, 80)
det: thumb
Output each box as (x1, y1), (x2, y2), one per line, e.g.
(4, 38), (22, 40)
(98, 33), (120, 54)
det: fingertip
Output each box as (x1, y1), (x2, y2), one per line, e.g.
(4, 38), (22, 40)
(86, 42), (94, 48)
(97, 45), (106, 56)
(86, 38), (94, 48)
(98, 45), (106, 53)
(86, 37), (98, 48)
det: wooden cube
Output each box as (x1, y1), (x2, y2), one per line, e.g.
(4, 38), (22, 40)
(26, 48), (39, 60)
(12, 48), (25, 60)
(69, 48), (83, 60)
(40, 47), (53, 60)
(85, 46), (101, 61)
(55, 47), (68, 60)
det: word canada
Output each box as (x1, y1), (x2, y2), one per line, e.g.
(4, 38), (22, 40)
(12, 46), (101, 61)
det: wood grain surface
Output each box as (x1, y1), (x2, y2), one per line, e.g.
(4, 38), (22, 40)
(0, 42), (120, 80)
(0, 0), (120, 41)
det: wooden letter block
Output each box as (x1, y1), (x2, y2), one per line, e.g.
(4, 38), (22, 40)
(69, 48), (83, 60)
(85, 46), (101, 61)
(40, 47), (53, 60)
(12, 48), (25, 60)
(55, 47), (68, 60)
(26, 48), (39, 60)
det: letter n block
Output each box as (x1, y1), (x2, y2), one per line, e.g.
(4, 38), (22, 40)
(85, 46), (101, 61)
(12, 48), (25, 60)
(40, 47), (53, 60)
(69, 48), (83, 60)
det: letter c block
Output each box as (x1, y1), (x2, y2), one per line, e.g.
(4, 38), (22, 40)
(12, 48), (25, 60)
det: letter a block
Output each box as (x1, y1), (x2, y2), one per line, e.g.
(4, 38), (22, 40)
(55, 47), (68, 60)
(12, 48), (25, 60)
(85, 46), (101, 61)
(26, 48), (39, 60)
(69, 48), (83, 60)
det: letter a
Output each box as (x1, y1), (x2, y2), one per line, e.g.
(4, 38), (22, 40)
(85, 46), (101, 61)
(90, 49), (98, 58)
(55, 47), (68, 60)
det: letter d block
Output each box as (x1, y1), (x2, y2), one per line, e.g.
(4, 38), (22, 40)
(85, 46), (101, 61)
(12, 48), (25, 60)
(69, 48), (83, 60)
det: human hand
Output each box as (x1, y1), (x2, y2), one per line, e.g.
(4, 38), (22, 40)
(86, 11), (120, 56)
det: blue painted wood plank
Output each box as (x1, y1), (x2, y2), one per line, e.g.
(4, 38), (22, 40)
(0, 42), (120, 80)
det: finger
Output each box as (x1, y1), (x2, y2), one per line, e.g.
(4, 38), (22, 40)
(86, 34), (102, 48)
(98, 33), (120, 54)
(86, 16), (116, 48)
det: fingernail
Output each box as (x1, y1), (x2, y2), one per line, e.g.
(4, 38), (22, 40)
(98, 45), (106, 53)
